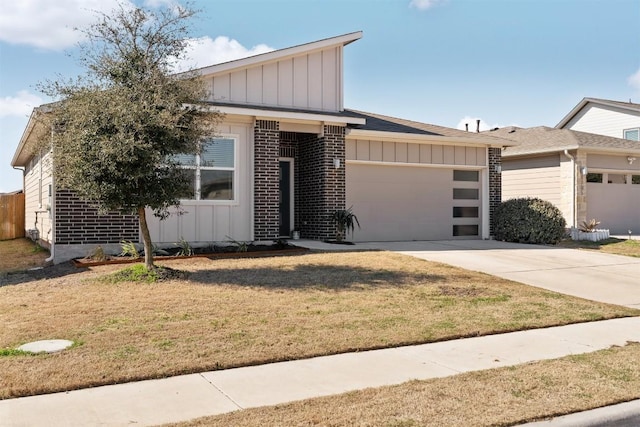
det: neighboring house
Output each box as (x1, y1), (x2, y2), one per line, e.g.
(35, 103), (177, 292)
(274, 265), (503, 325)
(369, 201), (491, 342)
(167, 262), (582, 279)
(11, 32), (507, 263)
(556, 97), (640, 141)
(491, 126), (640, 234)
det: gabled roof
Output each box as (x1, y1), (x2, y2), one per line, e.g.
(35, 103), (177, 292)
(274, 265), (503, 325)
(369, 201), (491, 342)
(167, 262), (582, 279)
(346, 110), (511, 146)
(488, 126), (640, 157)
(192, 31), (362, 77)
(556, 97), (640, 129)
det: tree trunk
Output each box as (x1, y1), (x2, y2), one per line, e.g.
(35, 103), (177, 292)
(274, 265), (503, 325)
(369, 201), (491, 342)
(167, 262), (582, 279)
(138, 206), (155, 270)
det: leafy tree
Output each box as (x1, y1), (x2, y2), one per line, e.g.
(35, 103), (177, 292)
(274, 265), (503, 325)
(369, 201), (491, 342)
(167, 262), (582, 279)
(37, 2), (220, 269)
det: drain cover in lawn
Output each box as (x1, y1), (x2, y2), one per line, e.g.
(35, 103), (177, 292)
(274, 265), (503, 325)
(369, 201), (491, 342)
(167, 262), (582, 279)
(18, 340), (73, 353)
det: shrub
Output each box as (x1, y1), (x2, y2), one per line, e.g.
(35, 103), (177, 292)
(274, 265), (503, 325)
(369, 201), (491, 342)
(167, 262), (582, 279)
(493, 198), (566, 244)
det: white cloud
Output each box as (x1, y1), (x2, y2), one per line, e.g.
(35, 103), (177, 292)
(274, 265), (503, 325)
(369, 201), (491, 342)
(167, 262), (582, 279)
(409, 0), (447, 11)
(172, 36), (274, 73)
(628, 67), (640, 92)
(0, 91), (43, 118)
(455, 116), (512, 133)
(144, 0), (177, 7)
(0, 0), (131, 50)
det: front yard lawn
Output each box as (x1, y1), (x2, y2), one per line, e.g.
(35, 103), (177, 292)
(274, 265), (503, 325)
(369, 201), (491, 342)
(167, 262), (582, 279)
(0, 238), (49, 273)
(1, 251), (638, 399)
(558, 237), (640, 257)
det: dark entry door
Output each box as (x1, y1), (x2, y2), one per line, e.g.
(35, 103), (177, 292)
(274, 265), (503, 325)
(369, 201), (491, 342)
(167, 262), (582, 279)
(279, 161), (291, 237)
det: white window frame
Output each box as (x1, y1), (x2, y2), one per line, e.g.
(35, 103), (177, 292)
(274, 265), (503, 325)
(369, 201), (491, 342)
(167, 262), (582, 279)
(179, 134), (238, 204)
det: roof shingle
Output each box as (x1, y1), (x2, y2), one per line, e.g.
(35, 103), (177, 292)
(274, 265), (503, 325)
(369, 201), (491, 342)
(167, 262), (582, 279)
(487, 126), (640, 156)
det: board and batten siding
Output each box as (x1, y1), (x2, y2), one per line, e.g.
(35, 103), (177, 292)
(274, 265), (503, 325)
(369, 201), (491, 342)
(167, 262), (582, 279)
(24, 150), (53, 244)
(145, 121), (253, 244)
(346, 139), (487, 166)
(208, 46), (342, 112)
(502, 154), (562, 208)
(564, 105), (640, 139)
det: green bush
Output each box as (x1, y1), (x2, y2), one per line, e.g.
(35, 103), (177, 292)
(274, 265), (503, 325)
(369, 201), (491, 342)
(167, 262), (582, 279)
(493, 198), (566, 244)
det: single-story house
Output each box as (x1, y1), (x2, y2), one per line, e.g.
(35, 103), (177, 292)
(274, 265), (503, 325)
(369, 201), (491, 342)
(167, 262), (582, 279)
(490, 126), (640, 234)
(11, 32), (507, 263)
(556, 97), (640, 141)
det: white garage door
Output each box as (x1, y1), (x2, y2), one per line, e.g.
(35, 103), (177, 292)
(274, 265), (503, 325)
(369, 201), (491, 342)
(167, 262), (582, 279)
(346, 164), (482, 241)
(587, 173), (640, 234)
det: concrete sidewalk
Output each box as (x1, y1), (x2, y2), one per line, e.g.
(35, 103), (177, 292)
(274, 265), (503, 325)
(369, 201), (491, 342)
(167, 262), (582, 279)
(2, 317), (640, 427)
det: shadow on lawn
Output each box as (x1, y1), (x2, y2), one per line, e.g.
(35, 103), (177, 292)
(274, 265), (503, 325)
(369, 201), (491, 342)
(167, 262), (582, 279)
(0, 262), (83, 287)
(187, 264), (446, 290)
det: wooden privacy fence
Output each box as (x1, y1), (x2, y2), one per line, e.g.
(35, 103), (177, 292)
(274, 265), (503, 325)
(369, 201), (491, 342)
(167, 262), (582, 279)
(0, 193), (25, 240)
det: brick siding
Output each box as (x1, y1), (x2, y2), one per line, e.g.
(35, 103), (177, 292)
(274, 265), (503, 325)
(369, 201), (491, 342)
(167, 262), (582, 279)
(254, 120), (280, 240)
(297, 125), (346, 240)
(488, 147), (502, 236)
(55, 189), (139, 244)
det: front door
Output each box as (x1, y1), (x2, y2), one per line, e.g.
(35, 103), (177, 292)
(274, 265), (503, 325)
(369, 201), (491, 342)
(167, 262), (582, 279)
(279, 160), (292, 237)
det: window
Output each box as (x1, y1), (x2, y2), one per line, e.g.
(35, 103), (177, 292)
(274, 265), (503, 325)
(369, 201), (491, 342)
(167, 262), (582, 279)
(174, 137), (236, 201)
(453, 188), (479, 200)
(586, 173), (603, 183)
(453, 206), (479, 218)
(453, 224), (478, 236)
(453, 170), (479, 182)
(623, 128), (639, 141)
(632, 175), (640, 185)
(607, 174), (627, 184)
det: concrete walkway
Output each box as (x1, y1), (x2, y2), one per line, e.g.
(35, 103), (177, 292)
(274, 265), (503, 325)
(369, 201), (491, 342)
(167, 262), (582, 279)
(2, 317), (639, 427)
(297, 239), (640, 309)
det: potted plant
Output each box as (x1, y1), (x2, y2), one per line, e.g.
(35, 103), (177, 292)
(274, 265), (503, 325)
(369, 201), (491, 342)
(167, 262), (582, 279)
(572, 218), (610, 242)
(330, 206), (360, 243)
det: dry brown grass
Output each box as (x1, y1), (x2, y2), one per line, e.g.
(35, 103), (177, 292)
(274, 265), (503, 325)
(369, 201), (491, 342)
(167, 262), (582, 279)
(558, 237), (640, 258)
(169, 342), (640, 427)
(0, 238), (49, 273)
(1, 252), (638, 399)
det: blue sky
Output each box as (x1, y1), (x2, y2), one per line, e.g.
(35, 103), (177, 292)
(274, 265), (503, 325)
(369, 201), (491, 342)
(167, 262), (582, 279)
(1, 0), (639, 193)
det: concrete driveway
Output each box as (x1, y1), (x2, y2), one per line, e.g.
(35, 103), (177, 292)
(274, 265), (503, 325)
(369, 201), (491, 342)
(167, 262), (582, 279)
(298, 239), (640, 309)
(368, 240), (640, 309)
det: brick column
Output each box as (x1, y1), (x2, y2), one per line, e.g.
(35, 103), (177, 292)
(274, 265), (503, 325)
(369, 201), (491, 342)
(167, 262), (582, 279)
(488, 147), (502, 236)
(298, 125), (346, 240)
(254, 120), (280, 240)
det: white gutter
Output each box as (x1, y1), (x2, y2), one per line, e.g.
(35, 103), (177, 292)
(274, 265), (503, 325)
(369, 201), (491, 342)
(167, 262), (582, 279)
(205, 104), (366, 126)
(563, 150), (577, 228)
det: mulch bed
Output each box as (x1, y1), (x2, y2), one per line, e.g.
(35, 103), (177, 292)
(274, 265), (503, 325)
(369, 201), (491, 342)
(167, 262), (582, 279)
(72, 244), (308, 267)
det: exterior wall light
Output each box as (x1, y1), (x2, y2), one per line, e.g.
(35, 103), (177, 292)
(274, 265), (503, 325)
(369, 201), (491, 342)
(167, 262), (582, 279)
(580, 166), (588, 175)
(493, 164), (501, 173)
(334, 158), (341, 169)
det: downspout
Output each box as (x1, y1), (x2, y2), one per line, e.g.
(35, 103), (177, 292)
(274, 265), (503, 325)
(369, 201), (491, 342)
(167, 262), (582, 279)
(562, 150), (576, 229)
(45, 128), (55, 264)
(45, 175), (55, 264)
